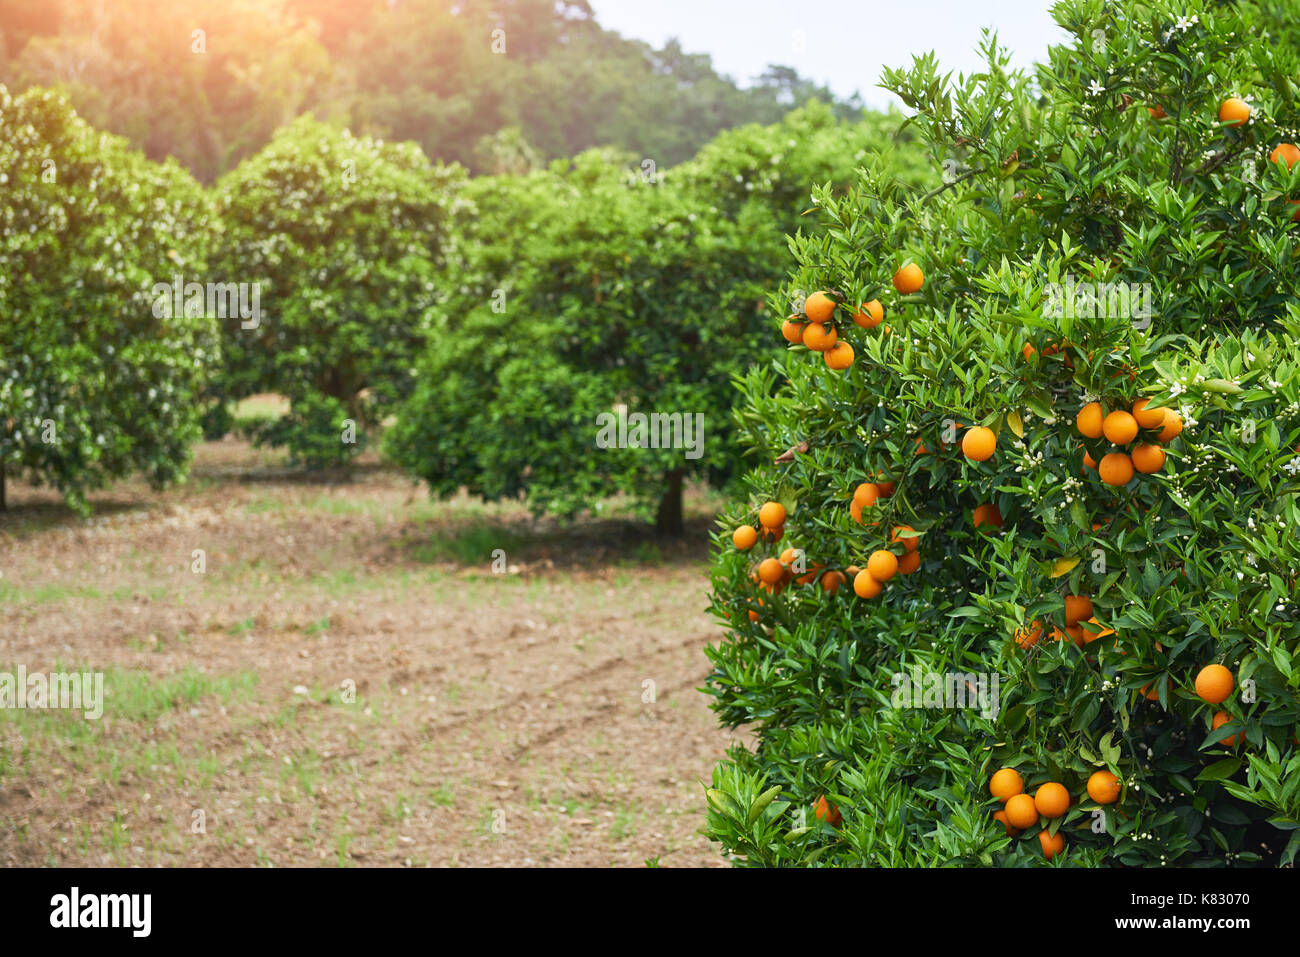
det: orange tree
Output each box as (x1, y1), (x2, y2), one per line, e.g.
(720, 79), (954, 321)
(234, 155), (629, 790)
(705, 0), (1300, 866)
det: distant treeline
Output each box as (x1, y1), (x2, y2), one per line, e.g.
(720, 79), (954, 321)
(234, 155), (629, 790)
(0, 0), (864, 181)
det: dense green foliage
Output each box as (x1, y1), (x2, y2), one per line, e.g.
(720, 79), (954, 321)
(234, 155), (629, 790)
(0, 85), (216, 511)
(705, 0), (1300, 866)
(386, 104), (933, 530)
(207, 117), (462, 465)
(0, 0), (859, 181)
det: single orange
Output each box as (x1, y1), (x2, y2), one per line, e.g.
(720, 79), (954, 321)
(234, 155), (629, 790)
(820, 570), (847, 594)
(1016, 620), (1043, 649)
(992, 809), (1020, 836)
(1103, 410), (1139, 444)
(892, 263), (924, 294)
(1099, 452), (1134, 486)
(1064, 593), (1093, 625)
(1087, 771), (1120, 805)
(759, 524), (783, 544)
(1219, 97), (1250, 127)
(852, 299), (884, 328)
(853, 569), (882, 598)
(757, 557), (784, 585)
(1132, 443), (1166, 474)
(781, 318), (807, 343)
(1004, 793), (1038, 829)
(1211, 711), (1239, 747)
(1131, 398), (1165, 429)
(1157, 408), (1183, 442)
(1038, 829), (1065, 860)
(1195, 664), (1234, 704)
(989, 768), (1024, 802)
(1271, 143), (1300, 168)
(891, 525), (918, 552)
(962, 426), (996, 462)
(898, 550), (921, 575)
(813, 793), (841, 827)
(972, 503), (1003, 530)
(824, 340), (854, 370)
(1076, 402), (1104, 438)
(732, 525), (757, 550)
(1034, 782), (1070, 818)
(867, 549), (899, 582)
(758, 501), (786, 528)
(804, 291), (836, 323)
(802, 322), (838, 352)
(853, 482), (881, 509)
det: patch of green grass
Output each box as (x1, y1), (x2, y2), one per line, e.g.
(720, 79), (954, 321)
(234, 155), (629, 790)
(0, 581), (103, 604)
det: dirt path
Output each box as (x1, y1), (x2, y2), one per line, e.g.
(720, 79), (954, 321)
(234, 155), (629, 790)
(0, 439), (743, 866)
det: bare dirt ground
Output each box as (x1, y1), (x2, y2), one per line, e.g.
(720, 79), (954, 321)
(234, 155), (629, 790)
(0, 438), (745, 867)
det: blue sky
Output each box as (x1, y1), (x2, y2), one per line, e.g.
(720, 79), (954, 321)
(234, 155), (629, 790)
(587, 0), (1069, 111)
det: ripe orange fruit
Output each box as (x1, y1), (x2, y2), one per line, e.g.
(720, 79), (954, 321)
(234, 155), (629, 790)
(1004, 793), (1038, 829)
(874, 474), (896, 496)
(992, 809), (1019, 836)
(961, 426), (996, 462)
(1034, 782), (1069, 818)
(897, 550), (921, 575)
(814, 794), (842, 827)
(1016, 620), (1043, 649)
(972, 503), (1003, 530)
(824, 340), (854, 370)
(1102, 410), (1139, 444)
(1099, 452), (1134, 486)
(781, 319), (807, 343)
(1140, 681), (1161, 702)
(1219, 96), (1250, 127)
(1211, 711), (1239, 747)
(802, 322), (837, 352)
(1087, 771), (1120, 805)
(758, 501), (786, 528)
(1076, 402), (1104, 438)
(852, 300), (884, 329)
(853, 569), (882, 598)
(853, 482), (880, 509)
(1038, 829), (1065, 860)
(1195, 664), (1234, 704)
(1131, 398), (1165, 429)
(820, 570), (847, 594)
(1148, 103), (1167, 119)
(1080, 616), (1115, 644)
(989, 768), (1024, 802)
(1157, 408), (1183, 443)
(804, 291), (836, 323)
(757, 557), (784, 585)
(892, 262), (924, 294)
(732, 525), (757, 550)
(1022, 342), (1037, 361)
(891, 525), (918, 552)
(759, 524), (783, 544)
(1064, 593), (1093, 625)
(1082, 450), (1098, 471)
(867, 549), (899, 582)
(1271, 143), (1300, 168)
(1131, 443), (1166, 474)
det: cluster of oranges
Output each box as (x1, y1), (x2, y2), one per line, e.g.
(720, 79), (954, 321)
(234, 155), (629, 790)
(1076, 397), (1181, 485)
(988, 767), (1121, 860)
(1015, 592), (1114, 650)
(732, 500), (788, 551)
(847, 478), (921, 599)
(780, 263), (924, 372)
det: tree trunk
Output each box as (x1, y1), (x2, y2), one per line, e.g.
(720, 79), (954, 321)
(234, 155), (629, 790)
(655, 468), (685, 536)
